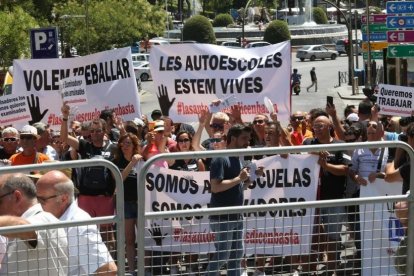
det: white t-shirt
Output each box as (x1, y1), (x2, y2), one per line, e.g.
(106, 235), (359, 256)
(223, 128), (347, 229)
(60, 201), (113, 275)
(0, 204), (68, 276)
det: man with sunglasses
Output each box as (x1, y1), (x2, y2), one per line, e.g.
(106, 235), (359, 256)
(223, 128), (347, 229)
(0, 173), (69, 275)
(290, 111), (312, 146)
(0, 127), (19, 161)
(9, 125), (50, 166)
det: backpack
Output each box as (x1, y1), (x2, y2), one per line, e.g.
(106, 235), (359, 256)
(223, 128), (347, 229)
(77, 143), (114, 196)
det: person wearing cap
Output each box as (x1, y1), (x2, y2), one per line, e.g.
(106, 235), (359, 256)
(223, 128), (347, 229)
(36, 170), (117, 276)
(346, 113), (359, 125)
(32, 122), (58, 161)
(0, 127), (19, 161)
(142, 120), (174, 167)
(9, 125), (49, 166)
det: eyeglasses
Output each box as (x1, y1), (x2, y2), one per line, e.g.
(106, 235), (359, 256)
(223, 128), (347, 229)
(20, 135), (35, 140)
(210, 123), (224, 130)
(177, 138), (190, 143)
(210, 138), (222, 143)
(2, 137), (17, 142)
(367, 122), (378, 129)
(36, 194), (61, 204)
(291, 116), (304, 121)
(122, 141), (132, 146)
(313, 124), (327, 130)
(90, 129), (103, 133)
(253, 119), (265, 125)
(0, 190), (15, 202)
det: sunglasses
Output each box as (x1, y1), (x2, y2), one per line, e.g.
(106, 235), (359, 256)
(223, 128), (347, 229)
(177, 138), (190, 143)
(345, 138), (357, 143)
(253, 119), (265, 125)
(3, 137), (17, 142)
(210, 138), (222, 143)
(291, 116), (304, 121)
(0, 190), (15, 202)
(90, 129), (103, 133)
(122, 141), (132, 146)
(210, 123), (224, 130)
(367, 122), (378, 129)
(36, 194), (61, 204)
(20, 135), (35, 140)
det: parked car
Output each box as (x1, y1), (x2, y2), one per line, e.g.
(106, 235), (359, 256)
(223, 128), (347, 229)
(296, 45), (338, 61)
(133, 61), (152, 81)
(221, 41), (241, 48)
(335, 39), (363, 56)
(131, 53), (150, 65)
(244, 41), (271, 48)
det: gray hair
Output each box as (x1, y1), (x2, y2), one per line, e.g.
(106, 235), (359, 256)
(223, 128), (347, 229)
(2, 127), (19, 137)
(54, 180), (75, 204)
(2, 174), (36, 199)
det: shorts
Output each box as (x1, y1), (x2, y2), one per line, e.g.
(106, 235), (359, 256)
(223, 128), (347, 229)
(320, 206), (347, 241)
(78, 194), (114, 217)
(124, 201), (138, 219)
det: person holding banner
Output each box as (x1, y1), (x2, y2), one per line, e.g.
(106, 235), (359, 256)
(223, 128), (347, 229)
(205, 124), (264, 276)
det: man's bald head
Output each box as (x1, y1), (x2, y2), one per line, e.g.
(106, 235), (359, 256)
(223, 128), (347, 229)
(37, 170), (70, 188)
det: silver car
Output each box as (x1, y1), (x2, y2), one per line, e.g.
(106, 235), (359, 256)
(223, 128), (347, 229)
(296, 45), (338, 61)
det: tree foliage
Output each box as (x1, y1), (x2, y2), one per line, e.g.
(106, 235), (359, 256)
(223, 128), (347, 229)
(263, 20), (290, 44)
(212, 13), (234, 27)
(312, 7), (328, 24)
(0, 6), (38, 67)
(182, 15), (216, 44)
(53, 0), (166, 55)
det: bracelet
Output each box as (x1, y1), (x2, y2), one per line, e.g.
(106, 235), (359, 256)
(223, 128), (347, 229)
(62, 118), (68, 121)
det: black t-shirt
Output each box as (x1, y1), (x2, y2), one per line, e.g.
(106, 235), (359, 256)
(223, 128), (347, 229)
(209, 156), (243, 220)
(400, 161), (410, 194)
(0, 147), (14, 159)
(303, 138), (347, 200)
(112, 156), (139, 202)
(77, 139), (117, 196)
(169, 158), (200, 171)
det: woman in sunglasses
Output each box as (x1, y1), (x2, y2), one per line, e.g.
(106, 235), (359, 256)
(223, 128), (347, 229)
(169, 131), (205, 172)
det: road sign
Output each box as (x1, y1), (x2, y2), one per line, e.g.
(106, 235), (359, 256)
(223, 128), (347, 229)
(362, 24), (388, 34)
(387, 30), (414, 43)
(30, 27), (59, 59)
(362, 32), (387, 41)
(362, 41), (388, 51)
(361, 14), (387, 24)
(388, 45), (414, 58)
(363, 52), (384, 60)
(386, 1), (414, 14)
(387, 16), (414, 29)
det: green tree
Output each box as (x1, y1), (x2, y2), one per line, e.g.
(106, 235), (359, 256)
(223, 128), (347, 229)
(312, 7), (328, 24)
(53, 0), (166, 55)
(212, 13), (233, 27)
(0, 6), (38, 68)
(263, 19), (290, 44)
(182, 15), (216, 44)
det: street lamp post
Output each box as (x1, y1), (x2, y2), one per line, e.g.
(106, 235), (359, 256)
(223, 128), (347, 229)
(241, 0), (254, 43)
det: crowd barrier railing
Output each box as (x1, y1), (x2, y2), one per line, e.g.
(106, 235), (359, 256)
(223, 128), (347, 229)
(138, 141), (414, 276)
(0, 159), (125, 275)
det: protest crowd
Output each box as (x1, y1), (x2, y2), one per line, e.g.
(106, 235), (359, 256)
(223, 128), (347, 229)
(0, 93), (412, 276)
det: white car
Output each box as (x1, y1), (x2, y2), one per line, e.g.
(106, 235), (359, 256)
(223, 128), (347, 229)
(296, 45), (338, 61)
(133, 61), (152, 81)
(131, 53), (149, 65)
(244, 41), (271, 48)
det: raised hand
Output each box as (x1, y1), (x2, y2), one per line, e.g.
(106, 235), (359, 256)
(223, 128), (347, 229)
(148, 223), (167, 246)
(157, 85), (175, 116)
(27, 94), (48, 125)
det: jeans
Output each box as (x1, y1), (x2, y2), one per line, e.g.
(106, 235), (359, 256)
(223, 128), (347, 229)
(205, 219), (244, 276)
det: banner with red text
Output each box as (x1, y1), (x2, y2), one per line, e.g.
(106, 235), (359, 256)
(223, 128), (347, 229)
(1, 47), (140, 128)
(144, 154), (319, 255)
(149, 41), (291, 123)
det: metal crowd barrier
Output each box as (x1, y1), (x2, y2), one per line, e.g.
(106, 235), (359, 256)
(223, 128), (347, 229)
(138, 141), (414, 276)
(0, 159), (125, 275)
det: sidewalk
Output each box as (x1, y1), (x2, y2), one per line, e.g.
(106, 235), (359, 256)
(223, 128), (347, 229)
(334, 84), (366, 101)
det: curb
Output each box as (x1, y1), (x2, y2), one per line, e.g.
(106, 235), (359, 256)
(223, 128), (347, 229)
(336, 90), (366, 101)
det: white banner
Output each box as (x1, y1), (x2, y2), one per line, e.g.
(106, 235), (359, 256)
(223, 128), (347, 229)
(2, 47), (141, 128)
(144, 154), (319, 255)
(149, 41), (291, 123)
(377, 84), (413, 117)
(360, 178), (403, 276)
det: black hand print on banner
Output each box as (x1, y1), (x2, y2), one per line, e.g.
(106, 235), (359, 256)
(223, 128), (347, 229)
(27, 94), (48, 125)
(157, 85), (175, 116)
(148, 223), (167, 246)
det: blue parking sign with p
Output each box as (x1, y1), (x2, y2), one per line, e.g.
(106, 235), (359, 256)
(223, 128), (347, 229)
(30, 27), (59, 59)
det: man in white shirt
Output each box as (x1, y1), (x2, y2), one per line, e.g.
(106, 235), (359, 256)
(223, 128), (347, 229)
(0, 173), (68, 275)
(36, 170), (117, 275)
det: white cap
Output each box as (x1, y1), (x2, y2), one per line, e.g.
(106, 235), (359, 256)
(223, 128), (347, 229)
(346, 113), (359, 123)
(20, 125), (39, 138)
(133, 118), (145, 127)
(153, 120), (165, 132)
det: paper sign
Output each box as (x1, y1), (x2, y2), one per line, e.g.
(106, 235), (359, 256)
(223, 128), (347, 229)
(60, 75), (88, 106)
(209, 95), (238, 113)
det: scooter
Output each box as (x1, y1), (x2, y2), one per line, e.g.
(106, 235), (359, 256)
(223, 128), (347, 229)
(292, 80), (301, 95)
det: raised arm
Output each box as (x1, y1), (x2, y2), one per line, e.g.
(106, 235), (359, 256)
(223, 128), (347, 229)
(192, 109), (210, 151)
(60, 102), (80, 151)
